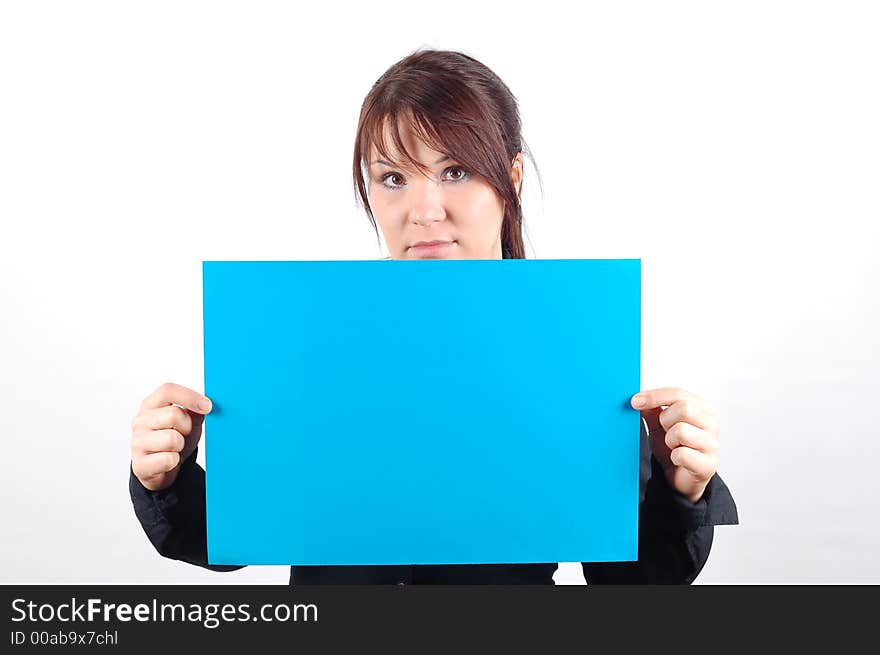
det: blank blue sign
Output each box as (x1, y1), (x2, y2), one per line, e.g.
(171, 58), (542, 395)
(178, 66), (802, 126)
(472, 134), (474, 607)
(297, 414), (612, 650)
(203, 259), (641, 565)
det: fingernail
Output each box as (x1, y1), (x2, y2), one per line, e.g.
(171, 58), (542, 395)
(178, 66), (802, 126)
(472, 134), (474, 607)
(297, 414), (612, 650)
(198, 398), (212, 412)
(632, 395), (646, 408)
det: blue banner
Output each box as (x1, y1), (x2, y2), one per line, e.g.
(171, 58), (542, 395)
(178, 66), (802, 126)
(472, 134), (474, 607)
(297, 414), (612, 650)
(203, 259), (641, 565)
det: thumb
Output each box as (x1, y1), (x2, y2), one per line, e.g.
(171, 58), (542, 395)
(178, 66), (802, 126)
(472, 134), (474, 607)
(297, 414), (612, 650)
(640, 406), (664, 436)
(641, 408), (673, 470)
(186, 396), (212, 428)
(189, 409), (208, 427)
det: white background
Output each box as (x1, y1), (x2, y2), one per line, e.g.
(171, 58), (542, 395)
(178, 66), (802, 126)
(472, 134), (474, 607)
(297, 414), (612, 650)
(1, 1), (877, 584)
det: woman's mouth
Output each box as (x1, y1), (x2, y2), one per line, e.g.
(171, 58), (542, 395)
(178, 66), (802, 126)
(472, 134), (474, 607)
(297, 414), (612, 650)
(409, 240), (456, 258)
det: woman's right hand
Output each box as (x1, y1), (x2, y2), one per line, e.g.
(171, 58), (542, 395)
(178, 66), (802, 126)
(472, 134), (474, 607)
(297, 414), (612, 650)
(130, 382), (213, 491)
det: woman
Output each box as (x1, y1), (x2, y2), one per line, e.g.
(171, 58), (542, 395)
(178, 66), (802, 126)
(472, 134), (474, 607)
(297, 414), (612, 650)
(129, 49), (738, 584)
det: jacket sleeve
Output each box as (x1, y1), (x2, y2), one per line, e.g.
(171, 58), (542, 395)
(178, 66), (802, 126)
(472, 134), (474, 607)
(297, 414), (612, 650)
(129, 446), (244, 572)
(581, 419), (739, 584)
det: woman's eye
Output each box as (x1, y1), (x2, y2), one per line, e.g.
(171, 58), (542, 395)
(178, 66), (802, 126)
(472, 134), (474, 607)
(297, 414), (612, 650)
(443, 166), (468, 182)
(381, 172), (406, 188)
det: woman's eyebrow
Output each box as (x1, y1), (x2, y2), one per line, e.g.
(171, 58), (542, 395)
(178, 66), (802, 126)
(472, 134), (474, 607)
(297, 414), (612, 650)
(370, 155), (450, 167)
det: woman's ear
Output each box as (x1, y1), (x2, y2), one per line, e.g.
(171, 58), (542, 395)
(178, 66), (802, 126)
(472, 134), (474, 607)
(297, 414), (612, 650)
(510, 153), (524, 198)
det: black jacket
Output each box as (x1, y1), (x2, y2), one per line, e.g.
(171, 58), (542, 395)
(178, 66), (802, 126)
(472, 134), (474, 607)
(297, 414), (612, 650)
(129, 420), (738, 584)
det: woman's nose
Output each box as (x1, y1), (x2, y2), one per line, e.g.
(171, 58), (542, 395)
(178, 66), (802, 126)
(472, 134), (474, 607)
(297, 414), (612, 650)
(408, 180), (446, 227)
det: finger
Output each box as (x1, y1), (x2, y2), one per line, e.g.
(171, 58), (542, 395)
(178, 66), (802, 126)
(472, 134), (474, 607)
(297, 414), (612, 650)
(132, 451), (180, 480)
(631, 387), (704, 411)
(669, 446), (716, 480)
(658, 399), (718, 433)
(132, 405), (193, 436)
(140, 382), (212, 415)
(132, 429), (185, 455)
(664, 422), (717, 454)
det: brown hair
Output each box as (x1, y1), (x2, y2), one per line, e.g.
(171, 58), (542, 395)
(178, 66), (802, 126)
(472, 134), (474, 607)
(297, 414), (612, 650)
(352, 49), (534, 259)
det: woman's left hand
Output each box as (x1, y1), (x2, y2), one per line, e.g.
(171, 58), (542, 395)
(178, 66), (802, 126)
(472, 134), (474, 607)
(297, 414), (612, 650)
(630, 387), (720, 503)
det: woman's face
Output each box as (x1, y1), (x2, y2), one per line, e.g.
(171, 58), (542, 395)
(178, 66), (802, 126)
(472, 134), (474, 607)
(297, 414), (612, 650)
(367, 122), (522, 260)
